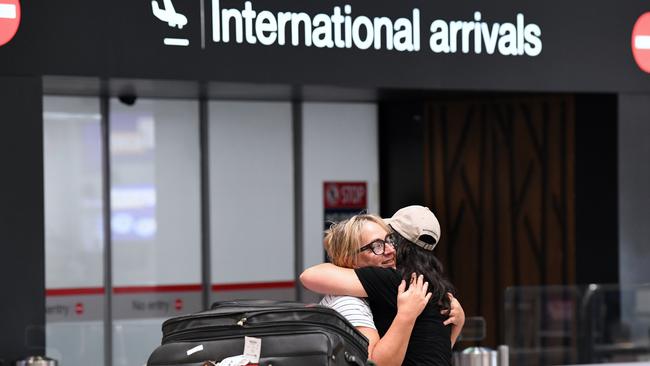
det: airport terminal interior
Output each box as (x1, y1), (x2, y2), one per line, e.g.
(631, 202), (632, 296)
(1, 1), (650, 366)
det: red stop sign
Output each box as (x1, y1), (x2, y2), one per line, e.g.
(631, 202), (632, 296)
(0, 0), (20, 47)
(632, 12), (650, 73)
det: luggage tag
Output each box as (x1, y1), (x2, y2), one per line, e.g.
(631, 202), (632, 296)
(243, 336), (261, 363)
(212, 337), (262, 366)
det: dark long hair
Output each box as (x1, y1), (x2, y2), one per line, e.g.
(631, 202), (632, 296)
(394, 231), (455, 310)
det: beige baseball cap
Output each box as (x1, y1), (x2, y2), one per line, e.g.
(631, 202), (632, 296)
(385, 205), (440, 251)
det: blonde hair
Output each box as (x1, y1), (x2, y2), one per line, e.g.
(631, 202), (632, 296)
(324, 214), (390, 268)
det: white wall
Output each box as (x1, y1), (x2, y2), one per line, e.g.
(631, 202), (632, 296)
(209, 101), (294, 284)
(301, 102), (379, 271)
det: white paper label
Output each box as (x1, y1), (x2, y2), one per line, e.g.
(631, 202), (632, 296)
(186, 344), (204, 356)
(243, 336), (262, 363)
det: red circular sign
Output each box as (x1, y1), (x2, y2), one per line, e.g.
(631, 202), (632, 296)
(174, 298), (183, 311)
(0, 0), (20, 47)
(75, 302), (84, 315)
(632, 12), (650, 73)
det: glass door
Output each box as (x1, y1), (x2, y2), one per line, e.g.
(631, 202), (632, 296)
(109, 98), (202, 366)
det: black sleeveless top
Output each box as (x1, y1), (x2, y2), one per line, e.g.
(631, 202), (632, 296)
(355, 267), (452, 366)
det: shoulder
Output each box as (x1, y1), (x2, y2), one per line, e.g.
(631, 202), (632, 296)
(320, 295), (376, 330)
(353, 267), (401, 304)
(321, 295), (369, 309)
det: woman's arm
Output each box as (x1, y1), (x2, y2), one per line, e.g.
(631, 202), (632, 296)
(357, 327), (380, 358)
(300, 263), (367, 297)
(303, 267), (432, 365)
(301, 265), (434, 364)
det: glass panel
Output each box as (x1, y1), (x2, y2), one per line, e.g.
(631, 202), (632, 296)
(44, 96), (105, 366)
(505, 284), (650, 365)
(208, 101), (295, 302)
(583, 284), (650, 363)
(110, 98), (201, 366)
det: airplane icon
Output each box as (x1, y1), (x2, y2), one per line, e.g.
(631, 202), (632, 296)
(151, 0), (187, 29)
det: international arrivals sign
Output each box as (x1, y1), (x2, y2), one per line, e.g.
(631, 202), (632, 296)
(2, 0), (650, 92)
(153, 0), (543, 57)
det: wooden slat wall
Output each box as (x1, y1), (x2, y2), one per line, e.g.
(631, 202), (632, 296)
(423, 95), (576, 350)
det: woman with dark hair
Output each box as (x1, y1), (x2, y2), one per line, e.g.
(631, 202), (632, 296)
(391, 230), (456, 312)
(301, 206), (460, 366)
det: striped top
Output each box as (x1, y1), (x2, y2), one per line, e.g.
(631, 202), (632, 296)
(320, 294), (376, 330)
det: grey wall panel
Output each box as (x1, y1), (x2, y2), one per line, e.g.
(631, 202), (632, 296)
(618, 94), (650, 285)
(0, 76), (45, 362)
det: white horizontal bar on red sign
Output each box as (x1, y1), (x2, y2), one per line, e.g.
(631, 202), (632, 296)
(0, 4), (17, 19)
(635, 35), (650, 50)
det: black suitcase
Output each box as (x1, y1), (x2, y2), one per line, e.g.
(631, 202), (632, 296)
(147, 300), (370, 366)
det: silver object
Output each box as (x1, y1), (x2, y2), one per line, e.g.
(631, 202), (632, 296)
(15, 356), (57, 366)
(497, 345), (509, 366)
(454, 347), (497, 366)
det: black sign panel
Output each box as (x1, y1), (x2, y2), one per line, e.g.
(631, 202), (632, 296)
(1, 0), (649, 92)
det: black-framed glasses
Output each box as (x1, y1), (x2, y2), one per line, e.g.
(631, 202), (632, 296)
(358, 233), (397, 255)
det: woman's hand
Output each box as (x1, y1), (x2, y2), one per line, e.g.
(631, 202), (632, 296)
(442, 292), (465, 347)
(396, 273), (432, 320)
(442, 293), (465, 327)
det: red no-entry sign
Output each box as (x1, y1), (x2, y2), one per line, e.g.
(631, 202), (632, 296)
(75, 302), (84, 316)
(0, 0), (20, 47)
(632, 12), (650, 73)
